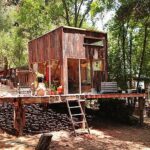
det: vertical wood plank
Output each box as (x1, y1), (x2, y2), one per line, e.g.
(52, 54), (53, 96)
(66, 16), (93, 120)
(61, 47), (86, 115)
(90, 58), (93, 89)
(60, 27), (64, 91)
(63, 58), (68, 94)
(79, 59), (81, 94)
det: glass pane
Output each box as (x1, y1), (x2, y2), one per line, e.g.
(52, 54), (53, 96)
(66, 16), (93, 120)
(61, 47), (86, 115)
(80, 60), (91, 93)
(51, 60), (61, 88)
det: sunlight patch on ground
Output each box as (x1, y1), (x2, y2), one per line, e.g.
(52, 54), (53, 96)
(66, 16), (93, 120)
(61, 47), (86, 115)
(0, 119), (150, 149)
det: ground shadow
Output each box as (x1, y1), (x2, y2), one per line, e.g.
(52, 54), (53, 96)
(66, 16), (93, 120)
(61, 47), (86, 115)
(86, 108), (150, 148)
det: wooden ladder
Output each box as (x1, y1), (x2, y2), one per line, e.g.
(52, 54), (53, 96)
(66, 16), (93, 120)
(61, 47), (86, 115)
(66, 98), (90, 136)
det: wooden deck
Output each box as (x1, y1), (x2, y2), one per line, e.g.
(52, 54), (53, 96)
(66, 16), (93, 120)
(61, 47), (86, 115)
(0, 93), (146, 104)
(0, 87), (147, 136)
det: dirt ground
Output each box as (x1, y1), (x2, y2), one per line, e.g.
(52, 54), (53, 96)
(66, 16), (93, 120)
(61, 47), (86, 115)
(0, 118), (150, 150)
(0, 85), (150, 149)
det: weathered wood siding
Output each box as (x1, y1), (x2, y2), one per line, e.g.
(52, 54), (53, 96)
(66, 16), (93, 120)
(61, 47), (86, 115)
(61, 28), (108, 94)
(28, 26), (108, 94)
(28, 28), (62, 63)
(63, 31), (85, 59)
(62, 28), (107, 60)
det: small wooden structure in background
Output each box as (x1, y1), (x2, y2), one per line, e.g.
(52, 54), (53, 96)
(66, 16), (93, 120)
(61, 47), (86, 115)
(28, 26), (108, 94)
(16, 69), (33, 86)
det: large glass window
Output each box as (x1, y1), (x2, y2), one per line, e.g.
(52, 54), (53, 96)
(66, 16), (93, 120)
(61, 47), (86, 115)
(80, 60), (91, 93)
(50, 60), (61, 87)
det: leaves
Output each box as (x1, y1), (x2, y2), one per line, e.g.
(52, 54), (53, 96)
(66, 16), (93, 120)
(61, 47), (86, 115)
(107, 0), (150, 88)
(0, 0), (150, 88)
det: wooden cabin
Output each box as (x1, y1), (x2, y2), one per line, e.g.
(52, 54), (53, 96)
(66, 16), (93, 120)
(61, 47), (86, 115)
(28, 26), (108, 94)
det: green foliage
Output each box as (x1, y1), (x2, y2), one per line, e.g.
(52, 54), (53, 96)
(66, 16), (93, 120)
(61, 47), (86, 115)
(91, 0), (114, 17)
(0, 2), (27, 67)
(48, 0), (95, 27)
(17, 0), (52, 39)
(107, 0), (150, 89)
(0, 0), (150, 89)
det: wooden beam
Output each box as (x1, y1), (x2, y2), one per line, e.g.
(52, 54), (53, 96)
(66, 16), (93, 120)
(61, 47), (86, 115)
(60, 27), (64, 92)
(138, 97), (145, 126)
(83, 93), (146, 99)
(13, 98), (25, 136)
(49, 61), (51, 89)
(63, 58), (68, 94)
(84, 36), (105, 40)
(83, 43), (104, 48)
(90, 58), (93, 90)
(79, 59), (81, 94)
(80, 101), (86, 128)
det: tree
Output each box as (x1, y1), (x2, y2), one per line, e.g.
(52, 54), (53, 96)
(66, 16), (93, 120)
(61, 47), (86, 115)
(17, 0), (53, 39)
(0, 1), (28, 68)
(107, 0), (150, 89)
(90, 0), (115, 29)
(0, 0), (4, 30)
(45, 0), (94, 28)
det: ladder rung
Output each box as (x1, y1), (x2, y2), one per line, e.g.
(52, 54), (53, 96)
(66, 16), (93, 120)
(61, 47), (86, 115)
(66, 98), (90, 135)
(72, 113), (83, 117)
(73, 121), (86, 124)
(69, 106), (81, 109)
(67, 99), (85, 102)
(67, 99), (78, 101)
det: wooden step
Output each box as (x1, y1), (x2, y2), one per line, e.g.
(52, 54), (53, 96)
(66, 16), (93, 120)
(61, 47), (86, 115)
(69, 106), (81, 109)
(73, 121), (86, 124)
(66, 98), (90, 136)
(72, 113), (83, 117)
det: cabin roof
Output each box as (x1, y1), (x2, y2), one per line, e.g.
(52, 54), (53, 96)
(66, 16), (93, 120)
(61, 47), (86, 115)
(28, 26), (107, 43)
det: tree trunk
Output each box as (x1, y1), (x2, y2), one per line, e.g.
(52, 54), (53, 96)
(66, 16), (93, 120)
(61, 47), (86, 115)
(137, 25), (148, 88)
(129, 32), (133, 88)
(62, 0), (71, 26)
(79, 0), (93, 28)
(74, 0), (78, 27)
(4, 57), (8, 77)
(122, 22), (127, 89)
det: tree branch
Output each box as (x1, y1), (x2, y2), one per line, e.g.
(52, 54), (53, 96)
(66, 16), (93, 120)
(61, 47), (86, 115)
(75, 0), (84, 27)
(62, 0), (70, 26)
(137, 25), (148, 88)
(74, 0), (78, 26)
(79, 0), (93, 27)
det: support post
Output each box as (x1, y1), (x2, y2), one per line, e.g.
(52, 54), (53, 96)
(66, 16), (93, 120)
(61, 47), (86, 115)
(80, 101), (86, 129)
(79, 59), (81, 94)
(138, 97), (145, 126)
(90, 58), (93, 90)
(14, 98), (25, 136)
(49, 61), (51, 89)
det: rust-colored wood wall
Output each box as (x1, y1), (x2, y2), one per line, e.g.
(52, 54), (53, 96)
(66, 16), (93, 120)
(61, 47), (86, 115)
(62, 28), (107, 59)
(28, 26), (108, 94)
(63, 30), (85, 59)
(28, 27), (107, 63)
(28, 28), (62, 64)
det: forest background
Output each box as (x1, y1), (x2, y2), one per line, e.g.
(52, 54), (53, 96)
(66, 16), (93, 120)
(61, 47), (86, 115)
(0, 0), (149, 89)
